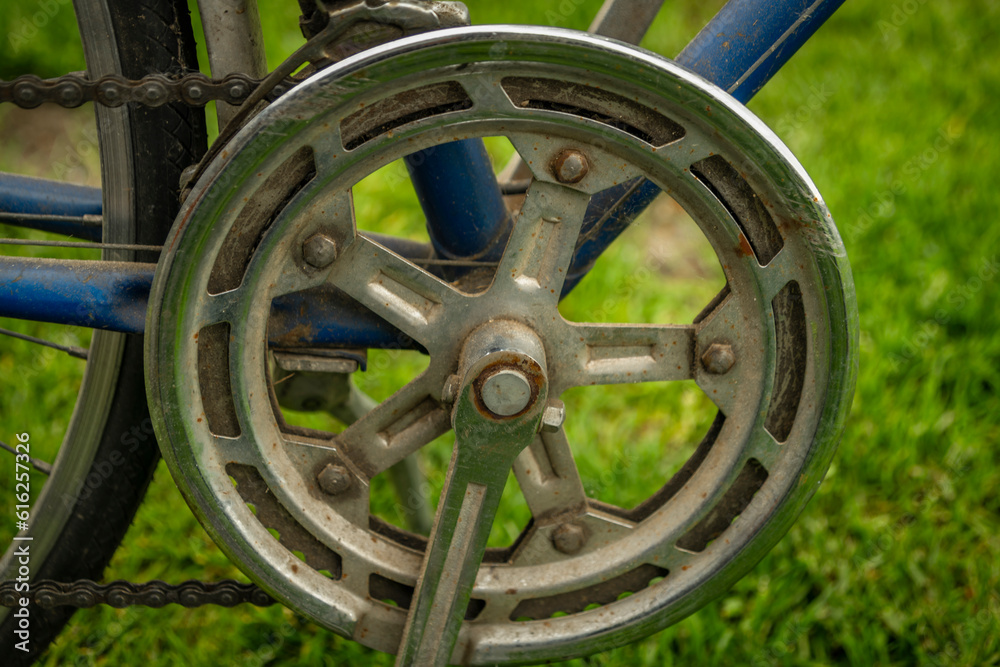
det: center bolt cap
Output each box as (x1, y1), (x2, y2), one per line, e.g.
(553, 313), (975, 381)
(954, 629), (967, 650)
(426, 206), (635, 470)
(480, 368), (532, 416)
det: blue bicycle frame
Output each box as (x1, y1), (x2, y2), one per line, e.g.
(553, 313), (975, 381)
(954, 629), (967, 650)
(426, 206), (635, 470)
(0, 0), (845, 347)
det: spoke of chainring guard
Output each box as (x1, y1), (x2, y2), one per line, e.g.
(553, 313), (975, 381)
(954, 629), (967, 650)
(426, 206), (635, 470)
(395, 367), (547, 665)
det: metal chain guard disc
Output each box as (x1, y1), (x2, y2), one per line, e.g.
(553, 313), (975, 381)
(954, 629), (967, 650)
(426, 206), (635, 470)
(146, 25), (857, 664)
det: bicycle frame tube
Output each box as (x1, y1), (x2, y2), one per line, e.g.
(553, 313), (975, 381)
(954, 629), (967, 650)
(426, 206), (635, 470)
(0, 255), (417, 349)
(0, 173), (103, 240)
(0, 0), (846, 344)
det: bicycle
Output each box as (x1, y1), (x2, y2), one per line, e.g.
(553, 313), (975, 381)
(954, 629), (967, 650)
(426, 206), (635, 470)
(0, 1), (857, 664)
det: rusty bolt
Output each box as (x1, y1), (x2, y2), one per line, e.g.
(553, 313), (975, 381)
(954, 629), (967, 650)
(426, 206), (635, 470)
(551, 522), (586, 555)
(317, 463), (352, 496)
(551, 149), (590, 184)
(540, 399), (565, 433)
(701, 342), (736, 375)
(302, 233), (338, 269)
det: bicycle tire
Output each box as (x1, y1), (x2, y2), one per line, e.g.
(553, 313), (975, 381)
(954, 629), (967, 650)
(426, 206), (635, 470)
(0, 0), (206, 662)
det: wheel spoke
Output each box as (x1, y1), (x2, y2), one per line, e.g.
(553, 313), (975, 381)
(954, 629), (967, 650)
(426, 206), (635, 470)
(554, 322), (695, 391)
(327, 235), (466, 349)
(492, 180), (591, 303)
(0, 326), (88, 360)
(0, 439), (52, 475)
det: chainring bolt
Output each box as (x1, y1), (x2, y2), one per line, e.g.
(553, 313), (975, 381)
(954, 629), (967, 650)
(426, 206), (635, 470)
(551, 149), (590, 184)
(551, 522), (587, 555)
(317, 463), (352, 496)
(701, 342), (736, 375)
(302, 233), (338, 269)
(480, 368), (532, 416)
(540, 399), (566, 433)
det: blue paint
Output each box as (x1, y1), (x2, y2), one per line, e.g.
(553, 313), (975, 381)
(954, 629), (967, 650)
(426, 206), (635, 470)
(0, 172), (102, 217)
(561, 0), (847, 292)
(269, 287), (420, 350)
(676, 0), (847, 105)
(0, 256), (420, 349)
(405, 139), (509, 261)
(0, 256), (151, 333)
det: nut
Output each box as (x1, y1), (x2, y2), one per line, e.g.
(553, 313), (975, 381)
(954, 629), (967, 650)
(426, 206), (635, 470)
(701, 342), (736, 375)
(302, 233), (338, 269)
(317, 463), (352, 496)
(540, 399), (565, 433)
(551, 522), (586, 555)
(551, 149), (590, 184)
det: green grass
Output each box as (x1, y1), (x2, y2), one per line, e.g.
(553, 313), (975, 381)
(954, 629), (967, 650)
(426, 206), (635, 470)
(2, 0), (1000, 665)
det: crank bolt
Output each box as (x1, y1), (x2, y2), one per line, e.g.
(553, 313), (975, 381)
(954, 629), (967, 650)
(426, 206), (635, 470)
(302, 233), (338, 269)
(551, 522), (587, 555)
(540, 399), (566, 433)
(701, 342), (736, 375)
(551, 149), (590, 184)
(317, 463), (352, 496)
(480, 368), (532, 417)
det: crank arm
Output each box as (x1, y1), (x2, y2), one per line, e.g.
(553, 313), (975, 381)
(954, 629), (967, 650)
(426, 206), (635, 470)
(396, 323), (548, 666)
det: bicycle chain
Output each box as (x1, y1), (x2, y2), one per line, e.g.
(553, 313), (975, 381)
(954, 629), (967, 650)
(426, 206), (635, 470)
(0, 578), (275, 609)
(0, 69), (288, 608)
(0, 71), (297, 110)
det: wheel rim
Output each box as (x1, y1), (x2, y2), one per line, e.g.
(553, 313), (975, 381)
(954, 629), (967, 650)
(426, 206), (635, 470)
(147, 26), (857, 663)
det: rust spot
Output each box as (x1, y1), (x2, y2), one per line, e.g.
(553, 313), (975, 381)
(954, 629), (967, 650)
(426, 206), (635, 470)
(291, 564), (299, 573)
(737, 234), (754, 257)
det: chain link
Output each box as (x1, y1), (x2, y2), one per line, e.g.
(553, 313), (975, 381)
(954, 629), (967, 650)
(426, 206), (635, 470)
(0, 578), (275, 609)
(0, 72), (297, 110)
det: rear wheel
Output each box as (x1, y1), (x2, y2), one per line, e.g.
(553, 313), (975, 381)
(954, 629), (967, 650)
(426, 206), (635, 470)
(0, 0), (205, 661)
